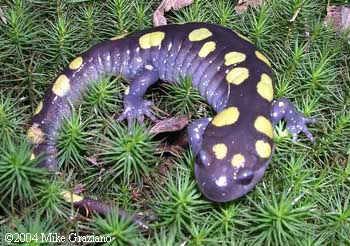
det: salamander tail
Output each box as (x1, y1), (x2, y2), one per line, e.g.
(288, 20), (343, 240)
(28, 40), (121, 170)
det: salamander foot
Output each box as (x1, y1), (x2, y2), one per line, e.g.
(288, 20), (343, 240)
(271, 98), (316, 143)
(118, 97), (157, 128)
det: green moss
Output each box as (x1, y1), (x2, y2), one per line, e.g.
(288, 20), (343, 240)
(162, 76), (208, 115)
(0, 93), (27, 145)
(0, 0), (349, 245)
(90, 208), (141, 246)
(96, 119), (159, 186)
(0, 139), (49, 210)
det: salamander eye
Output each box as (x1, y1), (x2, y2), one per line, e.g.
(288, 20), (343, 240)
(238, 170), (254, 185)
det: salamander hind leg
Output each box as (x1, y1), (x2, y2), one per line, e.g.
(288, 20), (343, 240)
(118, 68), (159, 128)
(271, 98), (316, 143)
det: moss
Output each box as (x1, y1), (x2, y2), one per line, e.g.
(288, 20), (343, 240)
(0, 0), (349, 245)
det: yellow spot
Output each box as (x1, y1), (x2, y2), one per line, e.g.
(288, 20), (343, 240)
(212, 107), (240, 127)
(139, 32), (165, 49)
(26, 123), (45, 144)
(30, 153), (35, 160)
(188, 28), (212, 41)
(52, 75), (70, 97)
(198, 41), (216, 58)
(226, 67), (249, 85)
(110, 33), (128, 40)
(33, 101), (43, 115)
(254, 116), (273, 138)
(255, 140), (271, 158)
(69, 56), (83, 70)
(124, 86), (130, 95)
(231, 153), (245, 168)
(145, 64), (153, 70)
(224, 51), (246, 66)
(257, 73), (273, 102)
(212, 143), (227, 160)
(61, 191), (84, 203)
(234, 31), (253, 44)
(255, 51), (271, 67)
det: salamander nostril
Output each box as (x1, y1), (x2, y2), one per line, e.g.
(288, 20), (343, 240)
(238, 170), (254, 185)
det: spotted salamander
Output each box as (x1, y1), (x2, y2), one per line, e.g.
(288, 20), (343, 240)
(27, 22), (315, 203)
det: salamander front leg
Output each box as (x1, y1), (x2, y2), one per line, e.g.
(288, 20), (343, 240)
(118, 68), (159, 128)
(271, 98), (316, 143)
(188, 118), (211, 163)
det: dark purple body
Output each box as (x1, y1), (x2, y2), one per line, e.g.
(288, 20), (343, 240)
(28, 23), (315, 202)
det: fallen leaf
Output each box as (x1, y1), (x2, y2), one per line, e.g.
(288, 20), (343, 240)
(153, 0), (194, 26)
(289, 7), (301, 22)
(324, 6), (350, 32)
(0, 7), (7, 24)
(155, 143), (185, 156)
(84, 156), (100, 166)
(235, 0), (264, 14)
(149, 115), (189, 134)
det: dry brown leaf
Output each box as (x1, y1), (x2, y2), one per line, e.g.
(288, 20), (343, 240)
(84, 156), (100, 166)
(155, 143), (185, 156)
(153, 0), (194, 26)
(0, 7), (7, 24)
(149, 115), (189, 134)
(324, 6), (350, 32)
(235, 0), (264, 14)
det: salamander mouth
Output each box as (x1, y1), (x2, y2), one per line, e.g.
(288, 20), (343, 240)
(194, 163), (244, 202)
(194, 161), (269, 203)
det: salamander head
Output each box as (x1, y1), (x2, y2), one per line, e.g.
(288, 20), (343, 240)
(194, 144), (270, 202)
(193, 116), (273, 202)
